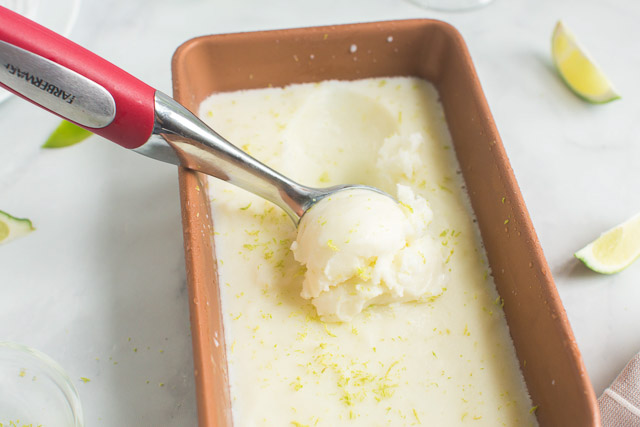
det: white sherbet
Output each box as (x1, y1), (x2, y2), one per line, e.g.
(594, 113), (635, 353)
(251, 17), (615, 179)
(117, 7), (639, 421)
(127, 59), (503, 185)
(291, 185), (443, 322)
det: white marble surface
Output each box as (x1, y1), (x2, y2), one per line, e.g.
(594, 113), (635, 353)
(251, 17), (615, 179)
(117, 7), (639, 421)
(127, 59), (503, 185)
(2, 0), (640, 424)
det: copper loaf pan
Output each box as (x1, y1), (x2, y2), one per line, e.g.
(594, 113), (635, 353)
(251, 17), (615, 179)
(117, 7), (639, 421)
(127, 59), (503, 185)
(172, 19), (599, 426)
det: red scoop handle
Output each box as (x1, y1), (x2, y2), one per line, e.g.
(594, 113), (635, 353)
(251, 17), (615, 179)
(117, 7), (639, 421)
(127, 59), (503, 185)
(0, 6), (155, 149)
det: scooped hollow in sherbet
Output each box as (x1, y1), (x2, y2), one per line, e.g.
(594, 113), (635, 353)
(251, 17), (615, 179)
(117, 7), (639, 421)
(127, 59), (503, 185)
(291, 184), (444, 322)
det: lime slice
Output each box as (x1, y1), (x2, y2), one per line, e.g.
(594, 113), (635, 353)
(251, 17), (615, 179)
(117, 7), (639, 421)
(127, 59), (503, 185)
(0, 210), (35, 245)
(551, 21), (620, 103)
(575, 213), (640, 274)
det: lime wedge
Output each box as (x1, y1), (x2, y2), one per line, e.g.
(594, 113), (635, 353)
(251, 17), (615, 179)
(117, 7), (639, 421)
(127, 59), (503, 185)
(0, 210), (35, 245)
(551, 21), (620, 103)
(42, 120), (93, 149)
(575, 213), (640, 274)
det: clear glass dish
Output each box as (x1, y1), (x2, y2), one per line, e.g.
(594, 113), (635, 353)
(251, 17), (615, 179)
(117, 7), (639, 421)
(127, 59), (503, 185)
(0, 342), (83, 427)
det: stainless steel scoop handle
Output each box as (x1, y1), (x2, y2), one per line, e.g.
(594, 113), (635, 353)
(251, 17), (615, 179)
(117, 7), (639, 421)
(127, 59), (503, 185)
(136, 92), (346, 223)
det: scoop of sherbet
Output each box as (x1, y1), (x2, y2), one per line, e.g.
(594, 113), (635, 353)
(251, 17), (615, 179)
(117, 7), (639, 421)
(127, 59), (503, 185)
(291, 185), (443, 322)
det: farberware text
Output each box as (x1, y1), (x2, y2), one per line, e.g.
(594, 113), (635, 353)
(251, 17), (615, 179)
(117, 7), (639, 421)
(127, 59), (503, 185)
(4, 63), (76, 104)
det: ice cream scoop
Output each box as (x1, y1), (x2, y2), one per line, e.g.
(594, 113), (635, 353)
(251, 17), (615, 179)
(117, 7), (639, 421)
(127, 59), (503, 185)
(0, 6), (389, 223)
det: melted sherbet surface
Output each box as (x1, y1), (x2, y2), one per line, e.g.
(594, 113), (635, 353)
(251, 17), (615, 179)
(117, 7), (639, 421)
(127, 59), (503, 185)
(199, 77), (537, 426)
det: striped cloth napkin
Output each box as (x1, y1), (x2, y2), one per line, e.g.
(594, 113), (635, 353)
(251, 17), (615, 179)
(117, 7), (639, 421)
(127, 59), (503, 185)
(599, 352), (640, 426)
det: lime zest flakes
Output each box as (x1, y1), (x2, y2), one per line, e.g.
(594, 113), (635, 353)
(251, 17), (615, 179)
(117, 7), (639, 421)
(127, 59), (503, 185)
(307, 349), (405, 410)
(290, 376), (303, 391)
(384, 360), (399, 379)
(280, 238), (292, 247)
(501, 196), (506, 204)
(291, 422), (308, 427)
(42, 120), (92, 148)
(1, 422), (44, 427)
(529, 405), (539, 414)
(323, 323), (337, 337)
(318, 171), (330, 183)
(80, 377), (91, 383)
(295, 265), (307, 277)
(373, 381), (398, 400)
(356, 266), (371, 281)
(398, 201), (413, 213)
(413, 408), (421, 424)
(327, 239), (340, 251)
(504, 219), (510, 225)
(340, 390), (357, 406)
(438, 184), (452, 193)
(240, 202), (252, 211)
(445, 248), (455, 264)
(18, 368), (26, 378)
